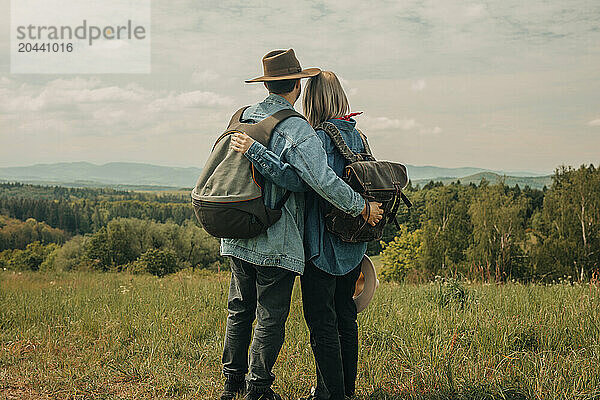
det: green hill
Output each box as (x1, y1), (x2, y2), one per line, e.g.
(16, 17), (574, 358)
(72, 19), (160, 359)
(413, 172), (553, 189)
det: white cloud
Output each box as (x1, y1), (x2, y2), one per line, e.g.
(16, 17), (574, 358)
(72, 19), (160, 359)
(44, 77), (102, 91)
(411, 79), (426, 91)
(0, 79), (151, 113)
(464, 4), (486, 18)
(588, 119), (600, 127)
(191, 69), (221, 85)
(149, 90), (233, 111)
(364, 117), (419, 131)
(421, 126), (443, 134)
(338, 76), (358, 96)
(362, 116), (418, 131)
(361, 115), (442, 135)
(0, 77), (236, 143)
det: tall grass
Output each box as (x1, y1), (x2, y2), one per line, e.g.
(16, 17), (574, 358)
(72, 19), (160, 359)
(1, 271), (599, 399)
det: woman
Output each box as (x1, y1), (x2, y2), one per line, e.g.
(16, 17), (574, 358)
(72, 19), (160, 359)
(231, 71), (370, 400)
(298, 71), (367, 400)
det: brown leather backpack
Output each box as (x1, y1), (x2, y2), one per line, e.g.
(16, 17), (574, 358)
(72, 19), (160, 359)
(317, 121), (412, 243)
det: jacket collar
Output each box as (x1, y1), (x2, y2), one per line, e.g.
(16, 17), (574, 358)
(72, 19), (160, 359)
(329, 117), (357, 132)
(264, 93), (294, 109)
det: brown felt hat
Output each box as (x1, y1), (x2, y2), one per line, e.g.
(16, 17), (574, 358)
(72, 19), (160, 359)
(245, 49), (321, 83)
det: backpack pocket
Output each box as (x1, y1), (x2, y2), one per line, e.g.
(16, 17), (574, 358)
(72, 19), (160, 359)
(193, 198), (283, 239)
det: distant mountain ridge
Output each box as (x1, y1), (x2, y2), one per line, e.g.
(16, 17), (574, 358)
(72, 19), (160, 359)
(413, 172), (553, 190)
(0, 162), (551, 190)
(405, 165), (547, 180)
(0, 162), (203, 188)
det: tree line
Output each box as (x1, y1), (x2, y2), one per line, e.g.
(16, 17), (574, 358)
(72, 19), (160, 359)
(0, 218), (224, 276)
(0, 182), (189, 202)
(380, 164), (599, 282)
(0, 197), (194, 236)
(0, 215), (68, 251)
(0, 165), (598, 281)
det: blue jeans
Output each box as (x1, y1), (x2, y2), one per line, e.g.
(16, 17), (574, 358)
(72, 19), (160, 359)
(222, 256), (296, 393)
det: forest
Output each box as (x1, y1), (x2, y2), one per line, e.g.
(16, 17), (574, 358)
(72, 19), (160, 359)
(0, 164), (598, 282)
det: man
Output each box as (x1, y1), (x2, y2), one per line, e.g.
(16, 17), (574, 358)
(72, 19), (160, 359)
(219, 49), (383, 400)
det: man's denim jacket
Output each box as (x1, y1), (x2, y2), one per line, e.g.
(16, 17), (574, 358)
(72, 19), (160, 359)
(220, 94), (365, 274)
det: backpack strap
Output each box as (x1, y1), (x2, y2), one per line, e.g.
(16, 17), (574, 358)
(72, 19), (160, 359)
(230, 108), (305, 210)
(260, 109), (306, 133)
(242, 109), (306, 146)
(316, 121), (360, 163)
(355, 128), (372, 155)
(273, 189), (292, 210)
(389, 188), (403, 230)
(227, 106), (250, 128)
(400, 192), (412, 208)
(387, 184), (413, 230)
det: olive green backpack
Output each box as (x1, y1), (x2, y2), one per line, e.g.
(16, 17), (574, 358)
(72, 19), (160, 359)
(191, 106), (305, 239)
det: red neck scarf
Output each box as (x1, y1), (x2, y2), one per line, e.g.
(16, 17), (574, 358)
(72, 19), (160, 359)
(334, 111), (363, 121)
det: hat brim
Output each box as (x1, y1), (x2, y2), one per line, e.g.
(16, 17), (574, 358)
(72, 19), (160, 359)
(245, 67), (321, 83)
(353, 255), (379, 313)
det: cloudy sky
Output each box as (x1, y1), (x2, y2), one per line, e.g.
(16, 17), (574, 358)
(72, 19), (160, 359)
(1, 0), (599, 173)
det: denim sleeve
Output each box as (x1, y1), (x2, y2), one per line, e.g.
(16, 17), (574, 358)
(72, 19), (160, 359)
(244, 141), (308, 192)
(286, 134), (365, 217)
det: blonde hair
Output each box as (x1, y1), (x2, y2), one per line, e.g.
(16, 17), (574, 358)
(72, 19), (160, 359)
(302, 71), (350, 127)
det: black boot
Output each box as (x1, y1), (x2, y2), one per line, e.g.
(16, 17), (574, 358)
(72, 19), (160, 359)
(244, 388), (282, 400)
(220, 376), (246, 400)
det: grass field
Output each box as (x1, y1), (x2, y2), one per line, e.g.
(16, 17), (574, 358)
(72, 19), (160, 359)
(1, 270), (599, 400)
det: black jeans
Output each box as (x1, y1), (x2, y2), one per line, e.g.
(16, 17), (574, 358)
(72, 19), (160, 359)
(301, 261), (362, 400)
(222, 256), (296, 393)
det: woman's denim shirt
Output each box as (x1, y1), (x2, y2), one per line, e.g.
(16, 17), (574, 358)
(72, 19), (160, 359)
(304, 119), (368, 275)
(220, 95), (365, 275)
